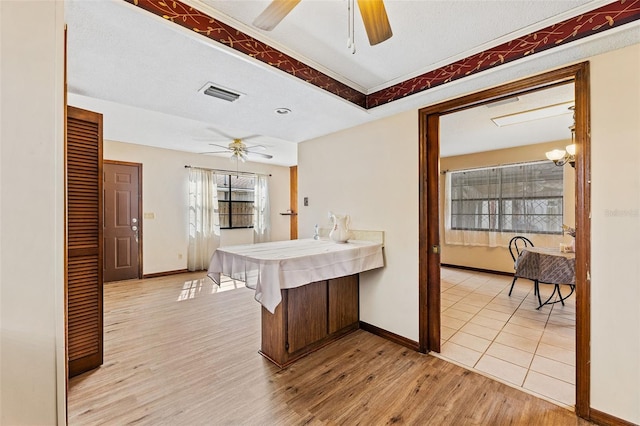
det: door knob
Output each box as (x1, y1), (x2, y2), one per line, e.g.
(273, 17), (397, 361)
(132, 225), (138, 231)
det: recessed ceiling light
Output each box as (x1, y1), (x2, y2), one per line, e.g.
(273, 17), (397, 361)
(275, 108), (291, 115)
(491, 102), (574, 127)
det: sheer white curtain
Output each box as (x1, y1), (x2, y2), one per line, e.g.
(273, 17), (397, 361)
(444, 166), (564, 248)
(253, 175), (271, 243)
(187, 168), (221, 271)
(444, 169), (505, 247)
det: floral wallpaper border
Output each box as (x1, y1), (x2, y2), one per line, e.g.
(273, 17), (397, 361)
(366, 0), (640, 107)
(126, 0), (640, 109)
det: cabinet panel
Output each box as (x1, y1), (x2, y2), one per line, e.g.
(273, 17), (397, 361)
(261, 294), (287, 364)
(260, 274), (360, 367)
(287, 280), (327, 353)
(328, 275), (359, 333)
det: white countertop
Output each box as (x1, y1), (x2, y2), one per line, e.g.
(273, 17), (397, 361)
(208, 239), (384, 313)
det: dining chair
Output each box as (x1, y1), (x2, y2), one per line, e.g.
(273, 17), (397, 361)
(508, 236), (535, 296)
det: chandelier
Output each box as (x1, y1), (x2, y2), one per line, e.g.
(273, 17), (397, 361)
(546, 106), (576, 168)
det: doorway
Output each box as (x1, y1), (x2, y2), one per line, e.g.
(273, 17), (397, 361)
(103, 161), (143, 282)
(418, 63), (591, 417)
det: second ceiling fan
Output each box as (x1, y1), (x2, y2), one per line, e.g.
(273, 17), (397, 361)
(201, 138), (273, 162)
(253, 0), (393, 46)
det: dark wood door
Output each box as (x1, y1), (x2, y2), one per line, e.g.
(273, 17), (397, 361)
(103, 162), (141, 282)
(67, 105), (103, 377)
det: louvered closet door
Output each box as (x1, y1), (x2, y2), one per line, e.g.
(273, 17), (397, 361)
(67, 106), (103, 377)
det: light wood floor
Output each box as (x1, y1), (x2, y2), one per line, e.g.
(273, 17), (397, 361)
(68, 272), (592, 425)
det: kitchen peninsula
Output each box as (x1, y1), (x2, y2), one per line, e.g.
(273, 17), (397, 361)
(208, 238), (384, 367)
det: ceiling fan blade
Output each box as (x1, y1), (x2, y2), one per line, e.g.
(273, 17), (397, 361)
(199, 151), (232, 154)
(241, 134), (262, 141)
(193, 137), (227, 142)
(357, 0), (393, 46)
(208, 143), (232, 150)
(253, 0), (301, 31)
(248, 151), (273, 159)
(246, 145), (267, 151)
(206, 127), (236, 140)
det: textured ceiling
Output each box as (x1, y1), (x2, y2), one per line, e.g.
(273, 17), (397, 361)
(441, 83), (575, 157)
(202, 0), (591, 91)
(65, 0), (640, 166)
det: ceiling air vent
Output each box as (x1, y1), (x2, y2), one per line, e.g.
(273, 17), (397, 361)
(200, 82), (241, 102)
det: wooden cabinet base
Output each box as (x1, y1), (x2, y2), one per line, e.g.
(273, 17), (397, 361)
(260, 274), (359, 368)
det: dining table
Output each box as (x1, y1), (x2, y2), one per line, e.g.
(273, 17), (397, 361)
(514, 246), (576, 309)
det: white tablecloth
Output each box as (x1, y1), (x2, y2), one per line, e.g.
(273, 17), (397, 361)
(207, 239), (384, 313)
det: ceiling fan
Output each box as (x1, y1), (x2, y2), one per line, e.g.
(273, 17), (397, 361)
(253, 0), (393, 47)
(200, 138), (273, 162)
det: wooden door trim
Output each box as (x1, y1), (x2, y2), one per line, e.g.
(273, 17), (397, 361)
(418, 113), (442, 353)
(418, 62), (591, 418)
(290, 166), (298, 240)
(104, 160), (143, 279)
(573, 64), (591, 418)
(63, 24), (69, 416)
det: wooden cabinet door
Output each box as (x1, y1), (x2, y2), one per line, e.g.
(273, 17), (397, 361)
(287, 280), (327, 353)
(328, 275), (359, 333)
(67, 106), (103, 377)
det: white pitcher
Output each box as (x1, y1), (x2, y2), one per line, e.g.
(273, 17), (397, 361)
(329, 212), (351, 243)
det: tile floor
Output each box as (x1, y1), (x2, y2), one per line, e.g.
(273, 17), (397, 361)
(437, 267), (576, 408)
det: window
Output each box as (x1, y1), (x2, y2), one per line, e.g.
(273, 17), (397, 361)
(216, 174), (255, 229)
(449, 161), (563, 234)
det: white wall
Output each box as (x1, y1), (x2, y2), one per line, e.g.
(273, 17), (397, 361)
(104, 140), (291, 275)
(298, 111), (419, 340)
(0, 1), (66, 424)
(299, 44), (640, 424)
(589, 44), (640, 423)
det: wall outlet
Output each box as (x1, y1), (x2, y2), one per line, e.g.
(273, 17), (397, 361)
(304, 197), (308, 206)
